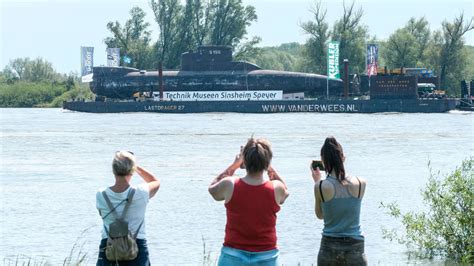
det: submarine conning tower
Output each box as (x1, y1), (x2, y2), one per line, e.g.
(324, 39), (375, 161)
(180, 45), (261, 72)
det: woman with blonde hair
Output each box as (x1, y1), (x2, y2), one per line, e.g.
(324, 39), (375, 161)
(209, 138), (289, 265)
(96, 151), (160, 266)
(312, 137), (367, 265)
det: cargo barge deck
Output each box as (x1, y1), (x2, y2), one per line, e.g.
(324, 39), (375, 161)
(63, 98), (458, 113)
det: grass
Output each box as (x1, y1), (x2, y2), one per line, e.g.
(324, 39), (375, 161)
(202, 234), (217, 266)
(2, 254), (49, 266)
(3, 230), (218, 265)
(2, 228), (92, 266)
(62, 230), (90, 266)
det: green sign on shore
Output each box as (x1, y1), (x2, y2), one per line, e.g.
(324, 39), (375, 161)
(327, 41), (340, 79)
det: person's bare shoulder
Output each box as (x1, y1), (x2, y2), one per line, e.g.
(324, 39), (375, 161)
(320, 179), (335, 200)
(271, 179), (284, 188)
(220, 176), (236, 187)
(271, 180), (289, 204)
(347, 176), (366, 197)
(321, 179), (334, 191)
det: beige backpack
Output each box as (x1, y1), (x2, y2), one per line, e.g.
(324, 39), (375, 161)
(101, 188), (143, 262)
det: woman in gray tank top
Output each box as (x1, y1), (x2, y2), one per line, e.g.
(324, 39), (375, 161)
(311, 137), (367, 265)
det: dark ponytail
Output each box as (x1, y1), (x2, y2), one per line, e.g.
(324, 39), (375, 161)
(321, 136), (346, 182)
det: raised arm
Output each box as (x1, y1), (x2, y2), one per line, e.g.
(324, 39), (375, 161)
(208, 154), (242, 201)
(314, 181), (324, 219)
(136, 165), (160, 198)
(268, 166), (289, 204)
(311, 163), (324, 219)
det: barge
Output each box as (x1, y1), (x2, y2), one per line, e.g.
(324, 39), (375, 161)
(63, 46), (458, 113)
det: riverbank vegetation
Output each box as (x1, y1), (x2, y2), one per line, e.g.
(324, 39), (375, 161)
(0, 58), (93, 107)
(381, 158), (473, 263)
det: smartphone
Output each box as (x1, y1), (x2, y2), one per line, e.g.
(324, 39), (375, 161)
(312, 160), (325, 171)
(239, 150), (245, 169)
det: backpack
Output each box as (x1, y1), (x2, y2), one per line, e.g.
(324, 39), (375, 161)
(101, 188), (144, 262)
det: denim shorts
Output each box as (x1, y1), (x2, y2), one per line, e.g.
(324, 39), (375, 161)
(318, 236), (367, 266)
(96, 238), (150, 266)
(218, 246), (279, 266)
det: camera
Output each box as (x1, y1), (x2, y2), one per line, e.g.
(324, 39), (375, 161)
(312, 160), (325, 171)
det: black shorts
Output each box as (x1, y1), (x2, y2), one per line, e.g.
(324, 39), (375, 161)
(318, 236), (367, 266)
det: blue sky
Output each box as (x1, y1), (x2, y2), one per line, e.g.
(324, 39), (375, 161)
(1, 0), (473, 74)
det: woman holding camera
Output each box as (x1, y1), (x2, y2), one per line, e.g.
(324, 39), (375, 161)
(312, 137), (367, 265)
(209, 138), (289, 265)
(96, 151), (160, 266)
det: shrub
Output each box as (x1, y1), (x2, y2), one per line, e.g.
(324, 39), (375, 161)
(381, 158), (474, 263)
(0, 81), (93, 107)
(0, 81), (66, 107)
(48, 84), (94, 107)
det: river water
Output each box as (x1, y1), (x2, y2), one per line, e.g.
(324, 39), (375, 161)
(0, 108), (472, 265)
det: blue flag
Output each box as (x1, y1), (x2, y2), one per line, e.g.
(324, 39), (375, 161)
(123, 55), (132, 64)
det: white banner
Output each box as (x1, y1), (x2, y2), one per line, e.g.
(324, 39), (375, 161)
(154, 91), (283, 101)
(81, 74), (93, 83)
(107, 48), (120, 67)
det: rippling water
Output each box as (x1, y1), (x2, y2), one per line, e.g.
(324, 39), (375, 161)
(0, 108), (472, 265)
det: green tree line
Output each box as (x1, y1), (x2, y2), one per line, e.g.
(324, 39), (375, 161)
(105, 0), (258, 69)
(298, 1), (473, 95)
(0, 58), (93, 107)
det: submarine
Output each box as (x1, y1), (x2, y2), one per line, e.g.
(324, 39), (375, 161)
(90, 45), (343, 100)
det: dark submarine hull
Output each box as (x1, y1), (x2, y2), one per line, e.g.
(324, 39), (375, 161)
(63, 98), (458, 113)
(90, 66), (344, 99)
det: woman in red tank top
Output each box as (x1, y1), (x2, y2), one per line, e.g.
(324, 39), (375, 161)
(209, 137), (289, 265)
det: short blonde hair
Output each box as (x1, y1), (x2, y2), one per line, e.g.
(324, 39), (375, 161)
(112, 151), (136, 177)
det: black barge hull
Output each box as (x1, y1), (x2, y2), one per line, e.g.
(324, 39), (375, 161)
(63, 99), (457, 113)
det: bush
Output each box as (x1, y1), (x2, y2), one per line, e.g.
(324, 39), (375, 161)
(48, 84), (94, 107)
(381, 158), (474, 263)
(0, 81), (93, 107)
(0, 81), (67, 107)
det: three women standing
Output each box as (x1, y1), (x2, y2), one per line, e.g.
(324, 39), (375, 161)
(96, 136), (366, 265)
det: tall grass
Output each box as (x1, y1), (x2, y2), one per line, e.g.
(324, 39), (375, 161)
(61, 228), (93, 265)
(202, 234), (217, 266)
(2, 227), (92, 266)
(2, 254), (48, 266)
